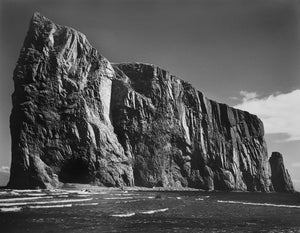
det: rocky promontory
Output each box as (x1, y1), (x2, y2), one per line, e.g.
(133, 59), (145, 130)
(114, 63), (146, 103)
(7, 13), (294, 192)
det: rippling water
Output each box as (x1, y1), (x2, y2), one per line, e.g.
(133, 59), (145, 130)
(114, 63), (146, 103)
(0, 187), (300, 232)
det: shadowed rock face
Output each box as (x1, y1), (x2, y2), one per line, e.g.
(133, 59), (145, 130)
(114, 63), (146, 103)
(8, 13), (133, 189)
(8, 13), (292, 192)
(111, 63), (272, 191)
(269, 152), (294, 193)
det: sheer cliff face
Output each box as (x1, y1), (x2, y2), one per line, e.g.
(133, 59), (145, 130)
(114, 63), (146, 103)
(8, 13), (133, 189)
(111, 63), (272, 191)
(8, 13), (284, 191)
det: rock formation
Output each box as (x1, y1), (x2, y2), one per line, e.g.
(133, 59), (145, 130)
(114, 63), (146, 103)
(111, 63), (272, 191)
(8, 12), (133, 189)
(7, 13), (293, 192)
(269, 152), (294, 193)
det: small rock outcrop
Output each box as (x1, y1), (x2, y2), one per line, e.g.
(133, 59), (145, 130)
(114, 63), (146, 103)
(269, 152), (294, 193)
(7, 13), (293, 192)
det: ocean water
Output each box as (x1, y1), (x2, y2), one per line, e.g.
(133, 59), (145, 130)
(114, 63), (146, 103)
(0, 188), (300, 233)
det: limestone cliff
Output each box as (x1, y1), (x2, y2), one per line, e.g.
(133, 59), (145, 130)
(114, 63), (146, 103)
(7, 13), (293, 192)
(8, 13), (133, 189)
(111, 63), (272, 191)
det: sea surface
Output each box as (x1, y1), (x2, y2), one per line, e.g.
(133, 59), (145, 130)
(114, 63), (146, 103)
(0, 186), (300, 233)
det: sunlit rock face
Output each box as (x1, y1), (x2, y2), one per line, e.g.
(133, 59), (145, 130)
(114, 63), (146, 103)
(269, 152), (294, 193)
(8, 13), (133, 189)
(8, 13), (292, 192)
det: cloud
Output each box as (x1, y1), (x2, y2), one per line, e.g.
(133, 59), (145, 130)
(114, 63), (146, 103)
(239, 90), (259, 101)
(234, 89), (300, 141)
(0, 166), (10, 173)
(230, 90), (259, 103)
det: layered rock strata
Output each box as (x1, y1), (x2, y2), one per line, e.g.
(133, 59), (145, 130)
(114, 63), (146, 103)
(8, 13), (293, 192)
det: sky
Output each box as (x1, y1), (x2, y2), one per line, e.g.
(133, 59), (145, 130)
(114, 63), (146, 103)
(0, 0), (299, 190)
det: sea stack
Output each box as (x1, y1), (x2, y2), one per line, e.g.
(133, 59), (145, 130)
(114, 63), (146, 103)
(269, 152), (294, 193)
(7, 12), (293, 192)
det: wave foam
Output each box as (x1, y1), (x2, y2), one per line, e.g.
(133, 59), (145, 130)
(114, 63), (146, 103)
(115, 199), (139, 204)
(0, 191), (20, 197)
(75, 202), (99, 206)
(0, 196), (53, 202)
(14, 189), (42, 193)
(49, 193), (69, 196)
(104, 197), (133, 200)
(56, 195), (69, 198)
(26, 193), (48, 197)
(113, 193), (137, 196)
(111, 212), (135, 217)
(0, 207), (22, 212)
(0, 198), (93, 207)
(140, 208), (169, 214)
(28, 204), (72, 209)
(217, 200), (300, 208)
(62, 190), (95, 195)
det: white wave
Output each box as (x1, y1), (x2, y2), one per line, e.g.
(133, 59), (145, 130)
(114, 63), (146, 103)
(56, 195), (69, 198)
(44, 191), (69, 196)
(75, 202), (99, 206)
(217, 200), (300, 208)
(111, 212), (135, 217)
(0, 191), (20, 196)
(28, 204), (72, 209)
(26, 193), (48, 197)
(0, 198), (93, 207)
(147, 196), (155, 199)
(217, 200), (243, 204)
(104, 197), (133, 200)
(0, 207), (22, 212)
(0, 196), (53, 202)
(0, 191), (10, 195)
(74, 194), (91, 197)
(49, 193), (69, 196)
(113, 193), (137, 196)
(62, 190), (94, 195)
(176, 197), (182, 200)
(115, 200), (139, 204)
(195, 198), (204, 201)
(14, 189), (42, 193)
(140, 208), (169, 214)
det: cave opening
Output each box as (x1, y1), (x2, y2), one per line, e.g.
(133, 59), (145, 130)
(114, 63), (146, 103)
(133, 167), (144, 187)
(121, 173), (130, 186)
(59, 158), (91, 184)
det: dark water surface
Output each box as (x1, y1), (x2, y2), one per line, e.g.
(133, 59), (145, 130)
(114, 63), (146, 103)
(0, 188), (300, 233)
